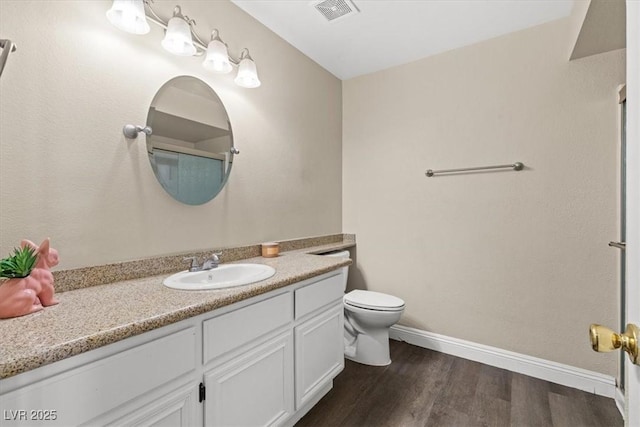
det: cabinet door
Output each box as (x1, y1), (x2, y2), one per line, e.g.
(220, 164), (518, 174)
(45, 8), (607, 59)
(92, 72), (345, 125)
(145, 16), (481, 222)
(294, 303), (344, 408)
(0, 327), (196, 427)
(204, 331), (294, 427)
(104, 383), (200, 427)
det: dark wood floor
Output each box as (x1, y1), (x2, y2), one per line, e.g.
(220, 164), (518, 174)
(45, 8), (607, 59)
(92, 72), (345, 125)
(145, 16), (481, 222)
(297, 340), (622, 427)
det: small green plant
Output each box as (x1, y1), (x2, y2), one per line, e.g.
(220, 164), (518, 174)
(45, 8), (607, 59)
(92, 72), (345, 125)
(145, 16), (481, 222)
(0, 246), (38, 279)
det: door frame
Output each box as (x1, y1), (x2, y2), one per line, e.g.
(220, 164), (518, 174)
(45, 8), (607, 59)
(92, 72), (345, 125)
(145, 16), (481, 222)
(624, 1), (639, 425)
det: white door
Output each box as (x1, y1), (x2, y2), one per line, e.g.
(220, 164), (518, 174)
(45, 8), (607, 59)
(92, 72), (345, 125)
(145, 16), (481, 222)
(591, 4), (639, 424)
(625, 1), (639, 425)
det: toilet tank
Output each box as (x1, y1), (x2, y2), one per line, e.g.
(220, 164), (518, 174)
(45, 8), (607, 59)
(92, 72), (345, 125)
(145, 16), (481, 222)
(322, 250), (350, 291)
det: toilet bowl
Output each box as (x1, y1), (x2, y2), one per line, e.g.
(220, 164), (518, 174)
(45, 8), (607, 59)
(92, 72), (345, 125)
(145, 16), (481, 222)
(323, 250), (406, 366)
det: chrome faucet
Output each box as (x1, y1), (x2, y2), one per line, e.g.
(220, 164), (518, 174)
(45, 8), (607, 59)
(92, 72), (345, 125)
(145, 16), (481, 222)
(183, 253), (222, 272)
(183, 256), (201, 272)
(201, 253), (221, 270)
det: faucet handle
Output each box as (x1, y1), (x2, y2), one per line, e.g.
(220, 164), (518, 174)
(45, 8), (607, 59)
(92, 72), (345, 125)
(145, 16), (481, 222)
(183, 256), (200, 271)
(202, 253), (222, 270)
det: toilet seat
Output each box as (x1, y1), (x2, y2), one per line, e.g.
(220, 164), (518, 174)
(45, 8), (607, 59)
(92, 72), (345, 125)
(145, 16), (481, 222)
(344, 290), (405, 312)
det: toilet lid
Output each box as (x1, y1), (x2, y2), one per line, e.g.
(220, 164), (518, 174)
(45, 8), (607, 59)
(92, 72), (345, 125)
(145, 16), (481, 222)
(344, 290), (405, 311)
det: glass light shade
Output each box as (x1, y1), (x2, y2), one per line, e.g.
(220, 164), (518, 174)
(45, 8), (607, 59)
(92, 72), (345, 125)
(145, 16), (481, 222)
(161, 16), (196, 56)
(106, 0), (150, 35)
(203, 39), (232, 74)
(234, 57), (261, 88)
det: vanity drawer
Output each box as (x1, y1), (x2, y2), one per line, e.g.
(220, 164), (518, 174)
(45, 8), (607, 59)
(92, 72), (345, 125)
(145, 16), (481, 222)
(203, 292), (293, 364)
(295, 273), (343, 319)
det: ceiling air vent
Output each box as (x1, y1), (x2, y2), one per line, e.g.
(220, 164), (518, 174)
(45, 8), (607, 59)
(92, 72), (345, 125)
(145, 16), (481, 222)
(312, 0), (359, 23)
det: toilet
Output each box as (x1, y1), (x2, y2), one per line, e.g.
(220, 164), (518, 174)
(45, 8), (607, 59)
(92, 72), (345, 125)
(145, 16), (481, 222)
(324, 250), (405, 366)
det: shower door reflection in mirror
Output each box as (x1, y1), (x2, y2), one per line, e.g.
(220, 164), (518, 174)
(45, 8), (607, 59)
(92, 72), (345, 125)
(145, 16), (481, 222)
(146, 76), (235, 205)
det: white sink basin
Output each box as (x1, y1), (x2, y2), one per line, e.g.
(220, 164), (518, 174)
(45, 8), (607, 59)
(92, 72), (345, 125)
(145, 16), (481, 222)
(163, 264), (276, 291)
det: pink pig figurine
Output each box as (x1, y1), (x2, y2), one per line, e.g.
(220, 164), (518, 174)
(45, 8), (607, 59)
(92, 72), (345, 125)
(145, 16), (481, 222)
(0, 238), (60, 319)
(21, 238), (59, 306)
(0, 279), (43, 319)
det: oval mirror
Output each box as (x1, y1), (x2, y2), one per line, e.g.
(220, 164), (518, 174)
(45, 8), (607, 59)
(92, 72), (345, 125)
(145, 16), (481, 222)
(146, 76), (235, 205)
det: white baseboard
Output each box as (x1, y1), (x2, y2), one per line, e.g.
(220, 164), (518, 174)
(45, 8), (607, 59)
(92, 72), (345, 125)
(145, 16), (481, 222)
(615, 387), (625, 419)
(389, 325), (617, 398)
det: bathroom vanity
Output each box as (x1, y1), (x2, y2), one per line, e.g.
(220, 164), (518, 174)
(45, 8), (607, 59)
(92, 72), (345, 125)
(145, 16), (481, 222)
(0, 238), (353, 427)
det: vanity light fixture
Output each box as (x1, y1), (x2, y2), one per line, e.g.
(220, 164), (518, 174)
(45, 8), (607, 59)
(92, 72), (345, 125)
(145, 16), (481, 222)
(202, 30), (232, 74)
(106, 0), (261, 88)
(106, 0), (150, 35)
(234, 49), (261, 89)
(161, 6), (196, 56)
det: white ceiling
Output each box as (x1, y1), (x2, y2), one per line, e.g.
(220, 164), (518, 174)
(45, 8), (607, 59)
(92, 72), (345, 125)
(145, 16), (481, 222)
(231, 0), (574, 80)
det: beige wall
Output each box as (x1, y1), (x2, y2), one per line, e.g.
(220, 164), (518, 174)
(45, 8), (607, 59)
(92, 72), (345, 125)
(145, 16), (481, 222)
(343, 18), (625, 374)
(0, 0), (342, 269)
(570, 0), (626, 60)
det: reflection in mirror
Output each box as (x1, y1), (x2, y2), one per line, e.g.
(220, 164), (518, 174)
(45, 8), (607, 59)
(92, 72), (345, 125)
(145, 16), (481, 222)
(146, 76), (235, 205)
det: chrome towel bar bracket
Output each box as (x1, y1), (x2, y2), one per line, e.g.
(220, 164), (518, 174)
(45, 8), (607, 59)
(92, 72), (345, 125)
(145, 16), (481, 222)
(425, 162), (524, 177)
(0, 39), (17, 79)
(609, 241), (626, 250)
(123, 124), (152, 139)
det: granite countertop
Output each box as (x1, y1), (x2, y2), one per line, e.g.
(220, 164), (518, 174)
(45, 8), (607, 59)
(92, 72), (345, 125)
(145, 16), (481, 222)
(0, 239), (355, 379)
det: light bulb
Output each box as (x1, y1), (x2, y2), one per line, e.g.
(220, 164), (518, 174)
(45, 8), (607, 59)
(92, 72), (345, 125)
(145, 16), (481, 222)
(106, 0), (150, 35)
(203, 34), (232, 74)
(161, 8), (196, 56)
(234, 51), (261, 88)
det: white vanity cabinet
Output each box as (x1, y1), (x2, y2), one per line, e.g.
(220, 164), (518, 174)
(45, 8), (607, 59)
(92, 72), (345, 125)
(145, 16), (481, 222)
(293, 274), (345, 412)
(201, 292), (294, 427)
(0, 326), (200, 427)
(0, 270), (345, 427)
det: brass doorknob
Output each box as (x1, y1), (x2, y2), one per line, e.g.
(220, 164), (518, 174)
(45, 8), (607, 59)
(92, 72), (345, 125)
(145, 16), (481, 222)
(590, 323), (639, 364)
